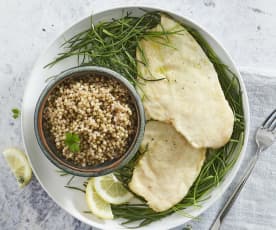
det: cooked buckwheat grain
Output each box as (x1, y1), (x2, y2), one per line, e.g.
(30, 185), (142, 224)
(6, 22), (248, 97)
(43, 75), (137, 167)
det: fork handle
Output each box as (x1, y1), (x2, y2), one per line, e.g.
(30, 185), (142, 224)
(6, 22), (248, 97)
(209, 152), (259, 230)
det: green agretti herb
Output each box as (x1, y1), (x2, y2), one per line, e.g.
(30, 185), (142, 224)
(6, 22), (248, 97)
(46, 11), (245, 228)
(45, 12), (183, 85)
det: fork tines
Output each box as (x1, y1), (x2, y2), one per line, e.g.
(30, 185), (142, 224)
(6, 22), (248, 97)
(262, 109), (276, 131)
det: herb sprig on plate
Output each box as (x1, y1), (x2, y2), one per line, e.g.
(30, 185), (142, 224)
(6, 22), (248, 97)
(11, 108), (20, 119)
(64, 132), (80, 153)
(46, 12), (245, 228)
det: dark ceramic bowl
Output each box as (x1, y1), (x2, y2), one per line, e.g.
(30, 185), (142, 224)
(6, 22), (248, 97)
(34, 66), (145, 177)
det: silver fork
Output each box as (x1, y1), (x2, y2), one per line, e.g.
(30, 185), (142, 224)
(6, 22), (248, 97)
(210, 109), (276, 230)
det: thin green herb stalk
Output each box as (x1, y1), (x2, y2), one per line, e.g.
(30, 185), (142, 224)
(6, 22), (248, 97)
(59, 173), (69, 177)
(64, 185), (85, 193)
(66, 175), (75, 186)
(56, 170), (69, 176)
(55, 170), (75, 185)
(83, 211), (92, 214)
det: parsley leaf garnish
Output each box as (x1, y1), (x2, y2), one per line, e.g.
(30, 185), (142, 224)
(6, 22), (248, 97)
(64, 133), (80, 153)
(12, 108), (20, 119)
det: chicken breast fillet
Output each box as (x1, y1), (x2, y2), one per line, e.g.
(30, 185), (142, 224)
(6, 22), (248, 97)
(137, 14), (234, 149)
(129, 121), (206, 212)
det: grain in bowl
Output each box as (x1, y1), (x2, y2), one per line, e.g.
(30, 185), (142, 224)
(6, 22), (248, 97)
(42, 73), (137, 168)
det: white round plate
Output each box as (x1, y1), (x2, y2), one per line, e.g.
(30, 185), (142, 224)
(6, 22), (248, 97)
(22, 6), (250, 230)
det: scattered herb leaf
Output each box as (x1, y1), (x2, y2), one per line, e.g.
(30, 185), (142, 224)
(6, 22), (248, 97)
(12, 108), (20, 119)
(64, 133), (80, 153)
(64, 185), (85, 193)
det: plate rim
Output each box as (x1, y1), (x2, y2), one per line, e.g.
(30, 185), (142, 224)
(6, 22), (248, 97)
(21, 5), (250, 230)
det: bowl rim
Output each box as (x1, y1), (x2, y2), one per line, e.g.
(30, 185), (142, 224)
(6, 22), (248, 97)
(21, 6), (250, 230)
(33, 66), (145, 177)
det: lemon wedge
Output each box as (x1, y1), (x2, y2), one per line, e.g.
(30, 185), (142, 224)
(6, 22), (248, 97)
(94, 174), (133, 204)
(85, 178), (113, 219)
(3, 148), (32, 188)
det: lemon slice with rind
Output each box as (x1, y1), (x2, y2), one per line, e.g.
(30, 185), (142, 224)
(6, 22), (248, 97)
(94, 174), (133, 204)
(3, 148), (32, 188)
(85, 178), (113, 219)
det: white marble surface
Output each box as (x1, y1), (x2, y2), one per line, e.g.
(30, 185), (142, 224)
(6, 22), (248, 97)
(0, 0), (275, 230)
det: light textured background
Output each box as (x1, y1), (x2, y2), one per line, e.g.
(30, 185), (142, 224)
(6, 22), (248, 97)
(0, 0), (275, 230)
